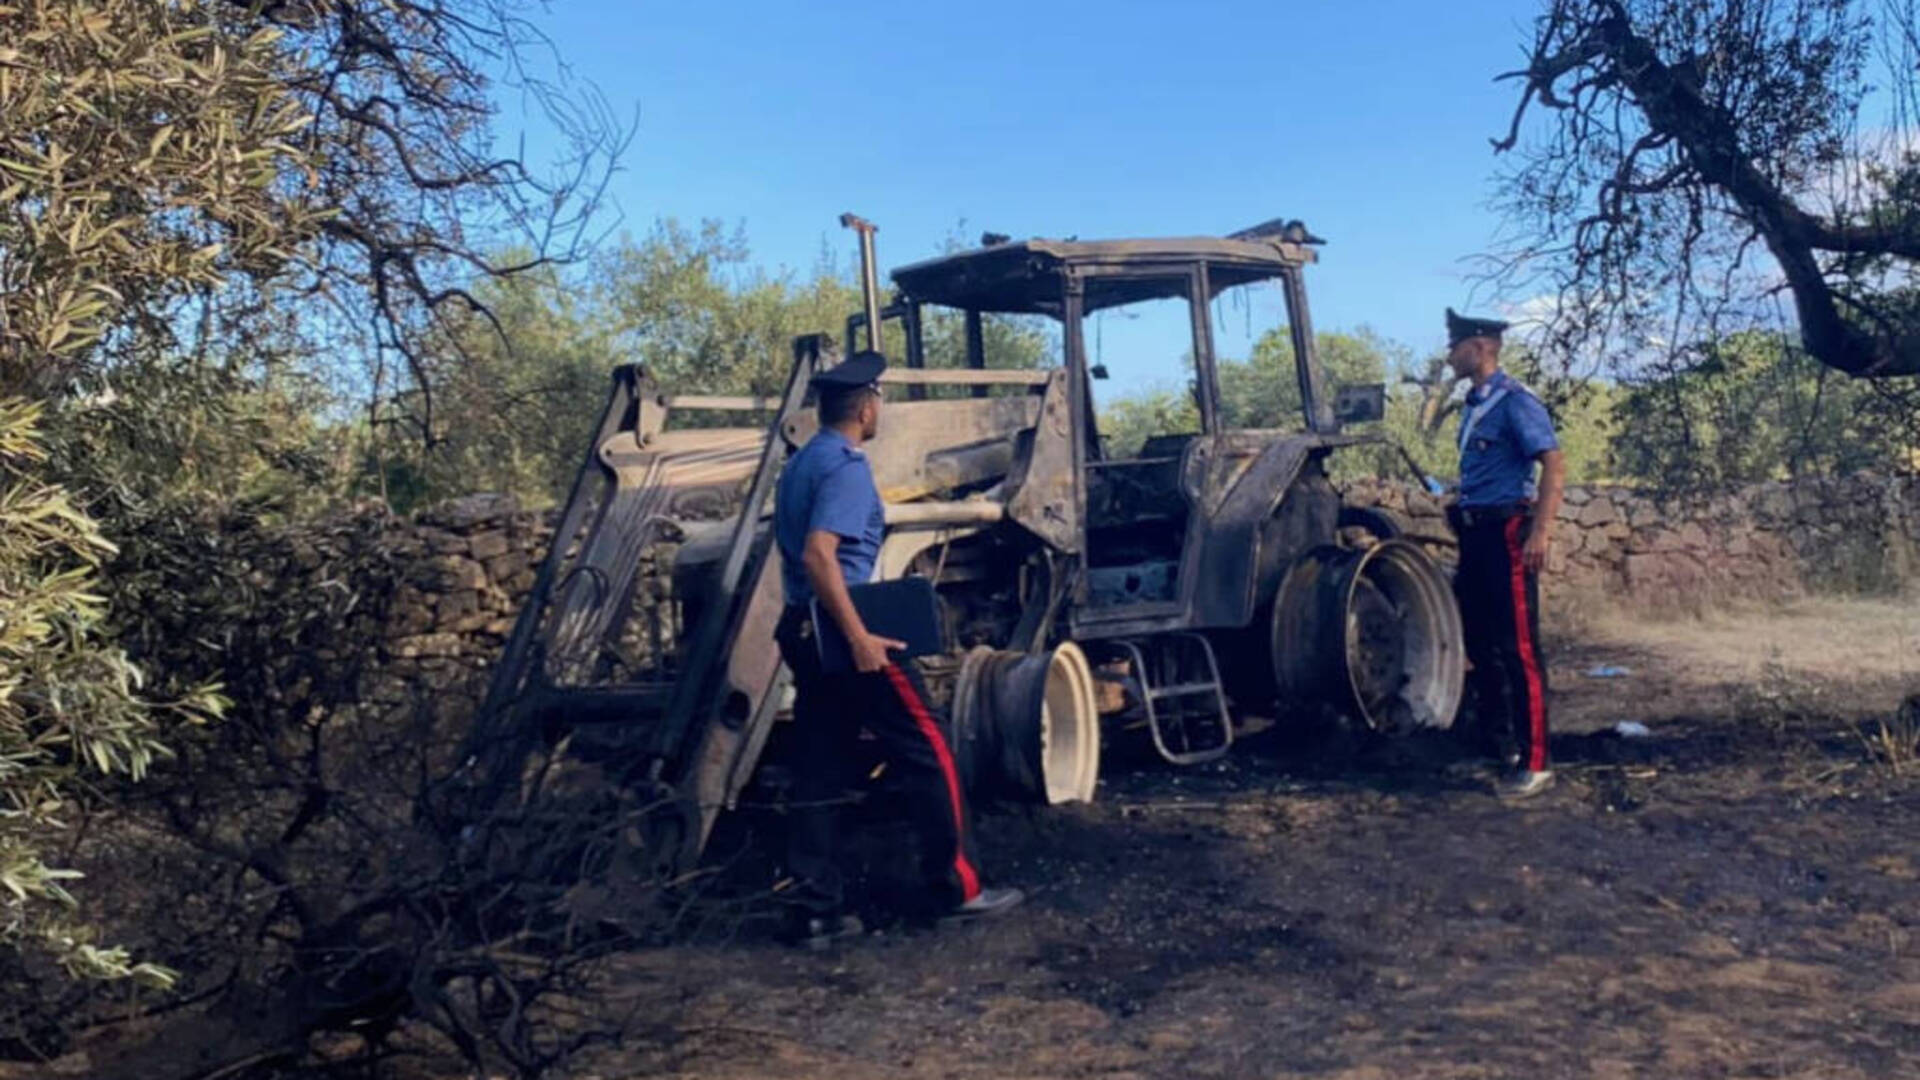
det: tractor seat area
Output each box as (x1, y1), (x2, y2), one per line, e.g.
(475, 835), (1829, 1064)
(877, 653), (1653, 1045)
(1084, 451), (1191, 606)
(1086, 454), (1188, 533)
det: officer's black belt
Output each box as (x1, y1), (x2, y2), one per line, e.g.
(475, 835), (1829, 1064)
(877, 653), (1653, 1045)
(1448, 502), (1534, 530)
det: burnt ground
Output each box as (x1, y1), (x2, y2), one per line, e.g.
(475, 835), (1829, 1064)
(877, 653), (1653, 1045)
(74, 599), (1908, 1080)
(474, 601), (1920, 1080)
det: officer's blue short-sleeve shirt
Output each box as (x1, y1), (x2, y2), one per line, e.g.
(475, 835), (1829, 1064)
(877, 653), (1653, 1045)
(775, 429), (885, 606)
(1457, 371), (1559, 508)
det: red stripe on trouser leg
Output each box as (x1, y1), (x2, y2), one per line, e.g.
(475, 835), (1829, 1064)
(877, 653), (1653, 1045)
(1504, 518), (1548, 772)
(881, 664), (982, 901)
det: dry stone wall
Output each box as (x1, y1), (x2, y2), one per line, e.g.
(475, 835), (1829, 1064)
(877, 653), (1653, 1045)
(216, 493), (564, 737)
(363, 493), (553, 712)
(1340, 472), (1920, 609)
(218, 474), (1913, 723)
(255, 492), (691, 729)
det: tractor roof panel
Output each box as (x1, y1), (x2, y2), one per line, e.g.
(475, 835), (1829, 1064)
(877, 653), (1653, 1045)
(890, 236), (1317, 316)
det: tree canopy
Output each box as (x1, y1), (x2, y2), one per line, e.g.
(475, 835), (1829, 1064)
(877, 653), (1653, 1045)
(1492, 0), (1920, 379)
(0, 0), (620, 1019)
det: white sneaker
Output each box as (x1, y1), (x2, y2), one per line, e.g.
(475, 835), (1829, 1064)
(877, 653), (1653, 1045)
(942, 886), (1024, 922)
(1495, 770), (1555, 801)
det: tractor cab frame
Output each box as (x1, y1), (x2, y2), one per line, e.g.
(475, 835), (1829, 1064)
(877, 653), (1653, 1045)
(877, 235), (1384, 642)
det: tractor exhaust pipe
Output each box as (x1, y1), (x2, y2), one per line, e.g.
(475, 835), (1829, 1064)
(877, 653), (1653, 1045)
(840, 212), (883, 351)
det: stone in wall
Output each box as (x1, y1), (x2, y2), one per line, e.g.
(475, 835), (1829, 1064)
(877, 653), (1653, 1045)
(1625, 497), (1661, 530)
(469, 530), (511, 562)
(1576, 497), (1618, 528)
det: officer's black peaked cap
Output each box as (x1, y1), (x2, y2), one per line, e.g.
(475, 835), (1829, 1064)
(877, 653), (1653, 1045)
(812, 350), (887, 393)
(1445, 308), (1509, 347)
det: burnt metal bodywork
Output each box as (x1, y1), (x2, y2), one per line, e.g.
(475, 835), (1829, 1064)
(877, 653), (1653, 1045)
(885, 235), (1370, 641)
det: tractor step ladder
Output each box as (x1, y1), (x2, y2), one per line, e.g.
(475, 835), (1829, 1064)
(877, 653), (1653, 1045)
(1115, 632), (1233, 765)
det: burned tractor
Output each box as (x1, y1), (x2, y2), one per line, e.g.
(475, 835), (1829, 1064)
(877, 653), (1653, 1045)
(459, 218), (1464, 866)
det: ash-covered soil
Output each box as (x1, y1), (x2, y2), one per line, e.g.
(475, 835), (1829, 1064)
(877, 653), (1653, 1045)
(525, 628), (1920, 1080)
(136, 601), (1904, 1080)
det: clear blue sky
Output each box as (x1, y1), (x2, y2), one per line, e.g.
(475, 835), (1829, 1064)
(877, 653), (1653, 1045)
(507, 0), (1546, 370)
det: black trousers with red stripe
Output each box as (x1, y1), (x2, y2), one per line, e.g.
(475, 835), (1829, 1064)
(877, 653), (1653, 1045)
(775, 606), (983, 916)
(1452, 513), (1552, 771)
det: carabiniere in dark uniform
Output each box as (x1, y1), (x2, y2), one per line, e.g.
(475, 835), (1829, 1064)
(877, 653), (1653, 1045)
(771, 349), (1022, 949)
(1442, 309), (1566, 801)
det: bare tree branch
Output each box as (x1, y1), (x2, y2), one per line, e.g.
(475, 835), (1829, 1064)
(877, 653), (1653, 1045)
(1488, 0), (1920, 377)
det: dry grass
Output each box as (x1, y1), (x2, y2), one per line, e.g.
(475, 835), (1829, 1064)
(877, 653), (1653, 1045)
(1546, 593), (1920, 738)
(1586, 595), (1919, 695)
(1858, 695), (1920, 776)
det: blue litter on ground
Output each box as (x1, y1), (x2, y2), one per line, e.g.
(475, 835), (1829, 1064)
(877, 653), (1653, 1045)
(1585, 665), (1632, 678)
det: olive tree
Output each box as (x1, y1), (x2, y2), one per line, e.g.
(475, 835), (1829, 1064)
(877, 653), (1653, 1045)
(0, 0), (309, 986)
(0, 0), (626, 1074)
(1490, 0), (1920, 379)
